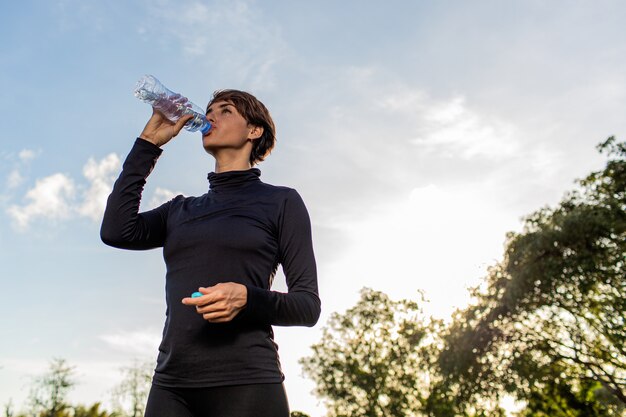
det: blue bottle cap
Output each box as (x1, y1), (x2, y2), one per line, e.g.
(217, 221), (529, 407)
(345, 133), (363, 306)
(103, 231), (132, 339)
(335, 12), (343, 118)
(200, 121), (212, 135)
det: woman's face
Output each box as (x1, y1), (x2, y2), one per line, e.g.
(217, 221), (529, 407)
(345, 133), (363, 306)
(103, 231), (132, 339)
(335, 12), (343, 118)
(202, 100), (261, 156)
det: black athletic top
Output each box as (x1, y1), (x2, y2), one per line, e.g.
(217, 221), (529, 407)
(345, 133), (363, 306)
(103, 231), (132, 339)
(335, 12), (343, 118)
(100, 138), (320, 388)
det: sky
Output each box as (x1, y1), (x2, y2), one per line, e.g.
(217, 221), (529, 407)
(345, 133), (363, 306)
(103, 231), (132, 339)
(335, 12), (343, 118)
(1, 1), (625, 415)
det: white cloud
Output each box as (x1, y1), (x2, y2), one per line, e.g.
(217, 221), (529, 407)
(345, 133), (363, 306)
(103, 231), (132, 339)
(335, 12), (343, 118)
(18, 149), (38, 162)
(7, 173), (76, 229)
(7, 154), (121, 230)
(6, 169), (24, 189)
(78, 153), (121, 221)
(146, 187), (182, 210)
(319, 182), (523, 322)
(381, 91), (522, 160)
(413, 96), (520, 159)
(1, 148), (39, 193)
(379, 89), (428, 113)
(98, 329), (161, 355)
(282, 69), (542, 227)
(142, 0), (288, 90)
(284, 67), (574, 239)
(147, 0), (247, 57)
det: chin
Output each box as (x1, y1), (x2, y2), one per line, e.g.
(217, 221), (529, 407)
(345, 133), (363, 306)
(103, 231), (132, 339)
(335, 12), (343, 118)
(203, 147), (215, 157)
(202, 141), (215, 156)
(202, 136), (214, 149)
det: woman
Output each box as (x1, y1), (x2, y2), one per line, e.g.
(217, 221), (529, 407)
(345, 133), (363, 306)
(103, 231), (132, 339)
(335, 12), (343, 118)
(101, 89), (321, 417)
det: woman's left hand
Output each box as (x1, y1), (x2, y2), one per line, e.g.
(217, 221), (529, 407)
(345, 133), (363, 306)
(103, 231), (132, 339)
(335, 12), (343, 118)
(182, 283), (247, 323)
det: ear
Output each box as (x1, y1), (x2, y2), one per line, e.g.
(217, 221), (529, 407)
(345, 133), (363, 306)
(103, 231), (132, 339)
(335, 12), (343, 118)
(248, 125), (264, 141)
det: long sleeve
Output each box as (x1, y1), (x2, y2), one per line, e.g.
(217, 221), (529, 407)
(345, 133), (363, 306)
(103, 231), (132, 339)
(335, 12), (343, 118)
(241, 189), (321, 327)
(102, 158), (320, 386)
(100, 138), (171, 250)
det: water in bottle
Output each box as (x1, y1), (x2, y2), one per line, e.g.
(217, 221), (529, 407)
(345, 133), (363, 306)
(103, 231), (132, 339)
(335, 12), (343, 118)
(134, 75), (212, 135)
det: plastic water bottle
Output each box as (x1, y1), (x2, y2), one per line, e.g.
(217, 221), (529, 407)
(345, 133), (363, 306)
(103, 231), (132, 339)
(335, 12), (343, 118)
(133, 75), (211, 135)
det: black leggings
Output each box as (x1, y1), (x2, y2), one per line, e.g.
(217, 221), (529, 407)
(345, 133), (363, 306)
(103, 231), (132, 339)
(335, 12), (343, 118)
(144, 382), (290, 417)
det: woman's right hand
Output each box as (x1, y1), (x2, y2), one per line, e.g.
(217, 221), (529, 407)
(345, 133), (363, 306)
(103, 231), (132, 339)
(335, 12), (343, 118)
(139, 109), (195, 147)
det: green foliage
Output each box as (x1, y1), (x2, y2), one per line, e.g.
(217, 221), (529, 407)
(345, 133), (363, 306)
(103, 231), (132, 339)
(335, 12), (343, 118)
(67, 403), (119, 417)
(27, 358), (75, 417)
(429, 137), (626, 416)
(15, 359), (119, 417)
(300, 287), (441, 417)
(516, 378), (621, 417)
(110, 360), (153, 417)
(4, 400), (17, 417)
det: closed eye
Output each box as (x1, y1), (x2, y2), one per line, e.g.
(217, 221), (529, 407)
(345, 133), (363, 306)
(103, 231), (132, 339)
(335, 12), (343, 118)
(206, 102), (235, 116)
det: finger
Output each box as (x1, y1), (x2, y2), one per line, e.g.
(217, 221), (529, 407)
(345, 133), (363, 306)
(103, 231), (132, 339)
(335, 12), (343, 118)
(207, 317), (231, 323)
(172, 114), (195, 136)
(209, 308), (243, 323)
(196, 301), (225, 314)
(199, 304), (242, 318)
(198, 286), (212, 295)
(148, 108), (172, 125)
(201, 305), (226, 317)
(203, 311), (232, 322)
(182, 288), (214, 305)
(197, 286), (220, 301)
(181, 297), (197, 305)
(182, 295), (212, 306)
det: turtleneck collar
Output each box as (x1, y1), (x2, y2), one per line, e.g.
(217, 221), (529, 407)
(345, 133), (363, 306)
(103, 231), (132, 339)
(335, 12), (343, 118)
(207, 168), (261, 192)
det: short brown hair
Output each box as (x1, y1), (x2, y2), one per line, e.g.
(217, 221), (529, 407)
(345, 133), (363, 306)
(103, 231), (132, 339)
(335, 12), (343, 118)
(206, 89), (276, 165)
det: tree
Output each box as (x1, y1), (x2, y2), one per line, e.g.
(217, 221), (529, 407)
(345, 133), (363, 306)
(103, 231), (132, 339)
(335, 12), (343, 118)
(110, 360), (153, 417)
(4, 400), (14, 417)
(428, 137), (626, 416)
(70, 403), (118, 417)
(27, 358), (75, 417)
(300, 287), (441, 417)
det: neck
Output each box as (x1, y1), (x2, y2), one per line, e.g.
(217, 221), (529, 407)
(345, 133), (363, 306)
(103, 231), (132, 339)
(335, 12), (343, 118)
(213, 157), (252, 173)
(211, 151), (253, 173)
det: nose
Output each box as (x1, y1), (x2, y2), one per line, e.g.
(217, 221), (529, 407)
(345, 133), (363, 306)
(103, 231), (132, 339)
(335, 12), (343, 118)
(206, 113), (215, 124)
